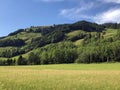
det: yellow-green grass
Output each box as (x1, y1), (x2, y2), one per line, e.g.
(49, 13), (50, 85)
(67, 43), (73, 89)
(0, 63), (120, 90)
(0, 57), (7, 60)
(0, 47), (17, 51)
(67, 30), (84, 36)
(16, 32), (41, 43)
(74, 39), (84, 46)
(4, 32), (41, 44)
(103, 28), (117, 38)
(66, 30), (85, 39)
(11, 51), (32, 60)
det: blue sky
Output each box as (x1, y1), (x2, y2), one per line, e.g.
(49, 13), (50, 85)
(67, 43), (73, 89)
(0, 0), (120, 36)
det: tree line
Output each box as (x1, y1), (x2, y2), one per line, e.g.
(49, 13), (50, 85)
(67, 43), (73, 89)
(1, 36), (120, 65)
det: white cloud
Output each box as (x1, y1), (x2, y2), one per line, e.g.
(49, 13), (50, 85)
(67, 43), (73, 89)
(59, 0), (120, 24)
(59, 2), (94, 20)
(94, 8), (120, 24)
(101, 0), (120, 4)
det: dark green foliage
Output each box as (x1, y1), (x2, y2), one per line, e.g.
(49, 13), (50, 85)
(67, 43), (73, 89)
(76, 40), (120, 63)
(67, 32), (86, 41)
(17, 56), (27, 65)
(70, 21), (104, 32)
(32, 30), (65, 47)
(8, 29), (24, 36)
(25, 26), (55, 35)
(38, 42), (77, 64)
(25, 21), (104, 35)
(0, 59), (16, 66)
(103, 23), (120, 29)
(0, 48), (25, 58)
(0, 60), (3, 65)
(27, 52), (40, 65)
(0, 38), (25, 47)
(6, 58), (16, 65)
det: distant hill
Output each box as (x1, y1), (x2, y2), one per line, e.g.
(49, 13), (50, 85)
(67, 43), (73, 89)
(0, 21), (120, 65)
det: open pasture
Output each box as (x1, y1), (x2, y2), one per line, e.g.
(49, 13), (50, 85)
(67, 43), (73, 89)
(0, 63), (120, 90)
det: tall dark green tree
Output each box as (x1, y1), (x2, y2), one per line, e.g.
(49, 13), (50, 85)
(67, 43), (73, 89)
(27, 52), (40, 65)
(17, 55), (27, 65)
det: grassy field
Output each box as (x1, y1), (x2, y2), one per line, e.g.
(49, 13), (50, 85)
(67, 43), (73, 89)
(0, 63), (120, 90)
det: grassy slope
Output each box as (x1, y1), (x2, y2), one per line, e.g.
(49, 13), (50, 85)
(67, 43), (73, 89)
(16, 32), (41, 43)
(0, 63), (120, 90)
(103, 28), (117, 38)
(74, 39), (84, 46)
(66, 30), (85, 46)
(66, 30), (85, 37)
(0, 57), (7, 60)
(0, 32), (41, 60)
(4, 32), (41, 44)
(69, 28), (117, 46)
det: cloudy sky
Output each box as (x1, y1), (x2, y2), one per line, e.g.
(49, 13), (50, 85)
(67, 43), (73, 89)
(0, 0), (120, 36)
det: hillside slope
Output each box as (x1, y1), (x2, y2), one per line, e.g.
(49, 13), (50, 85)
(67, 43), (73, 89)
(0, 21), (120, 65)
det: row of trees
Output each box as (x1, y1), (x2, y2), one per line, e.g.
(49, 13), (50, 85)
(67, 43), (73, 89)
(0, 55), (39, 65)
(0, 59), (16, 65)
(17, 42), (77, 65)
(0, 38), (25, 47)
(103, 23), (120, 29)
(0, 47), (25, 58)
(1, 38), (120, 65)
(76, 42), (120, 63)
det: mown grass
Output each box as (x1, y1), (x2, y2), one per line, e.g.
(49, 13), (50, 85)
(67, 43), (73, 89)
(0, 63), (120, 90)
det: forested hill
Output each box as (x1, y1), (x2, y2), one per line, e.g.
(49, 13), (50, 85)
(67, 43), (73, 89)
(0, 20), (120, 65)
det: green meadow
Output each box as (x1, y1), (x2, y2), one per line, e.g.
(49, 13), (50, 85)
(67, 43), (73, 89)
(0, 63), (120, 90)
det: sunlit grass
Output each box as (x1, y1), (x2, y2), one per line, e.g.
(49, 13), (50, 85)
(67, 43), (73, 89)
(0, 63), (120, 90)
(74, 39), (84, 46)
(103, 29), (117, 38)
